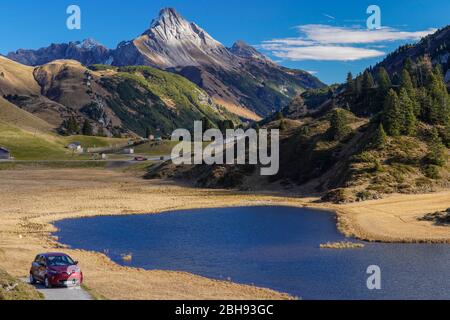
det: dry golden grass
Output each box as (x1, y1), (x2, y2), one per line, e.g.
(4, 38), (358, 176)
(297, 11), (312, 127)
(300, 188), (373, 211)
(213, 98), (262, 121)
(0, 98), (53, 133)
(0, 168), (448, 299)
(0, 169), (297, 300)
(0, 56), (40, 96)
(333, 192), (450, 243)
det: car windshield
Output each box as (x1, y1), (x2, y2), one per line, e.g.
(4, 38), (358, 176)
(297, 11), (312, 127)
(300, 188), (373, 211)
(46, 255), (75, 266)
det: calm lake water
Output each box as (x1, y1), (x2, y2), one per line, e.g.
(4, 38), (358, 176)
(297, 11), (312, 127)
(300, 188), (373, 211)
(53, 206), (450, 300)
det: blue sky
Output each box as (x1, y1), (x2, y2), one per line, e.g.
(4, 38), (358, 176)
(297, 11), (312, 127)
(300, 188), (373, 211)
(0, 0), (448, 84)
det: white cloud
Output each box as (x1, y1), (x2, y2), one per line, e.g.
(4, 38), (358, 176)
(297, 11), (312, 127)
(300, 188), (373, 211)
(272, 46), (385, 61)
(296, 25), (436, 44)
(261, 24), (436, 62)
(262, 38), (314, 47)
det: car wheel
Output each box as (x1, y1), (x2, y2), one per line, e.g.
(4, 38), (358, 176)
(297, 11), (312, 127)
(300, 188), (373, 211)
(29, 273), (36, 284)
(44, 276), (52, 288)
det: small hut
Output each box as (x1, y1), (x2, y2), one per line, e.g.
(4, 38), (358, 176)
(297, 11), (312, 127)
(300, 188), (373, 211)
(0, 147), (11, 160)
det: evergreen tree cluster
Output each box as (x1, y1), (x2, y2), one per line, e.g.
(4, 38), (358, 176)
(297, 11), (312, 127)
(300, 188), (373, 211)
(328, 109), (352, 141)
(345, 56), (449, 139)
(61, 116), (79, 135)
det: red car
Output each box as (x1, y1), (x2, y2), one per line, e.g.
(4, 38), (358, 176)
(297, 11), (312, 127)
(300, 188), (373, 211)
(134, 156), (148, 162)
(30, 253), (83, 288)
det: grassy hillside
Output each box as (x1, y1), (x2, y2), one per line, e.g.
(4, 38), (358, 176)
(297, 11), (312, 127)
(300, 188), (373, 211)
(62, 135), (129, 148)
(147, 106), (449, 200)
(134, 141), (211, 156)
(0, 123), (131, 160)
(99, 66), (240, 136)
(0, 121), (71, 160)
(0, 56), (40, 96)
(0, 101), (130, 160)
(0, 97), (53, 133)
(0, 268), (43, 300)
(1, 57), (239, 139)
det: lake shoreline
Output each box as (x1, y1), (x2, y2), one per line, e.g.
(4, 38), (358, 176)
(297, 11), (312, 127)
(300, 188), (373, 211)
(0, 168), (449, 300)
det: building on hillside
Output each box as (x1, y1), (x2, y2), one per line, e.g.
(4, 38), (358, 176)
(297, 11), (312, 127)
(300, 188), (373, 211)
(124, 148), (135, 155)
(0, 147), (11, 160)
(67, 142), (83, 153)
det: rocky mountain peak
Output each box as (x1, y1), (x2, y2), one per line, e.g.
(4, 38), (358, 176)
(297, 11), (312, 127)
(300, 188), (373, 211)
(150, 8), (186, 29)
(144, 7), (223, 49)
(74, 38), (104, 50)
(229, 41), (271, 62)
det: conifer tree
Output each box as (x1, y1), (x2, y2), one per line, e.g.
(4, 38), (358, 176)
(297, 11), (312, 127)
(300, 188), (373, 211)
(404, 57), (414, 75)
(66, 116), (79, 135)
(372, 123), (388, 149)
(399, 88), (417, 136)
(279, 119), (287, 131)
(346, 72), (354, 94)
(361, 70), (375, 111)
(362, 70), (375, 91)
(416, 55), (433, 87)
(81, 119), (93, 136)
(354, 75), (362, 97)
(377, 67), (391, 96)
(426, 128), (446, 166)
(383, 89), (402, 136)
(400, 68), (420, 116)
(427, 67), (450, 125)
(417, 87), (433, 122)
(400, 69), (415, 93)
(391, 73), (401, 86)
(328, 109), (351, 141)
(97, 127), (106, 137)
(275, 111), (284, 120)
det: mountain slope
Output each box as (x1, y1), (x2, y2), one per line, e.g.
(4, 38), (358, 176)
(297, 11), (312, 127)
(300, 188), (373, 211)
(6, 8), (325, 119)
(0, 56), (41, 96)
(375, 25), (450, 84)
(113, 8), (235, 70)
(0, 97), (53, 133)
(0, 57), (237, 137)
(112, 8), (324, 118)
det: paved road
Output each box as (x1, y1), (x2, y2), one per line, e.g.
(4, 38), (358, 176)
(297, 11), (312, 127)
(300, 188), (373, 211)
(23, 278), (92, 300)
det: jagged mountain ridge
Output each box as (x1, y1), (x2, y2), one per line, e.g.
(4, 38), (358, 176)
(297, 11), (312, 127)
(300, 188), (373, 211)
(7, 39), (112, 67)
(6, 8), (325, 119)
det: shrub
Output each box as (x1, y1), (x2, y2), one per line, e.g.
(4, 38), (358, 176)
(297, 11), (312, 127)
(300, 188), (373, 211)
(321, 188), (354, 204)
(422, 164), (441, 179)
(351, 151), (376, 163)
(356, 190), (380, 201)
(328, 109), (352, 141)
